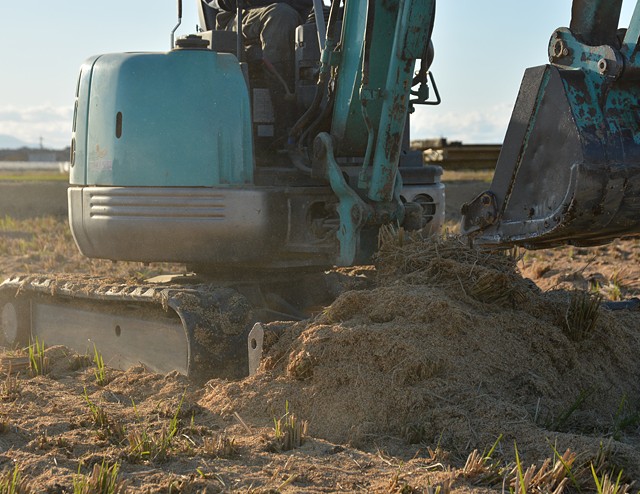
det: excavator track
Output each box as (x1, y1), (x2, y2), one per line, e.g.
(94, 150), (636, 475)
(0, 275), (262, 383)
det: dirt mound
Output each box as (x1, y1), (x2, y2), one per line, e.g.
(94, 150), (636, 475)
(203, 234), (640, 474)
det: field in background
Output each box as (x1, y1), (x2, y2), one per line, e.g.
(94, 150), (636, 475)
(0, 168), (493, 183)
(0, 171), (67, 182)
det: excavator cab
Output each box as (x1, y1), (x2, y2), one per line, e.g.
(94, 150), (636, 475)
(462, 0), (640, 249)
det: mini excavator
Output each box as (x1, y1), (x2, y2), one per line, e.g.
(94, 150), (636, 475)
(2, 0), (640, 382)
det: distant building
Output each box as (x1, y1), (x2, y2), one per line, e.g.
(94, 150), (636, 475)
(0, 147), (70, 162)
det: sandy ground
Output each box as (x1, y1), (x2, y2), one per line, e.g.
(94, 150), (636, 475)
(0, 179), (638, 492)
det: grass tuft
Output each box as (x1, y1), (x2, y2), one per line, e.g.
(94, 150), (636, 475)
(591, 463), (632, 494)
(72, 460), (127, 494)
(0, 463), (32, 494)
(611, 394), (640, 440)
(546, 388), (594, 432)
(27, 338), (49, 377)
(271, 401), (308, 452)
(83, 388), (110, 429)
(126, 394), (184, 463)
(82, 388), (125, 441)
(92, 344), (107, 386)
(508, 442), (576, 494)
(564, 290), (602, 340)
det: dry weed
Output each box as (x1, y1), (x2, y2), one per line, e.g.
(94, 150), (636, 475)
(462, 449), (502, 484)
(270, 402), (308, 452)
(376, 227), (531, 307)
(425, 475), (454, 494)
(564, 290), (602, 340)
(287, 350), (315, 380)
(203, 433), (238, 458)
(387, 469), (419, 493)
(1, 370), (21, 401)
(508, 448), (577, 494)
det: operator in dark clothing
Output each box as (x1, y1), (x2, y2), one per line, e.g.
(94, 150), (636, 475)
(206, 1), (313, 144)
(207, 1), (313, 86)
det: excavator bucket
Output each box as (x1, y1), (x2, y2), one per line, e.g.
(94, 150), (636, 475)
(462, 0), (640, 249)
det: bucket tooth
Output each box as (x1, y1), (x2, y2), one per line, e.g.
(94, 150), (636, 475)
(462, 63), (640, 249)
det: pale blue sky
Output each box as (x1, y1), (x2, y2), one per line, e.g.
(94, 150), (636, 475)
(0, 1), (636, 148)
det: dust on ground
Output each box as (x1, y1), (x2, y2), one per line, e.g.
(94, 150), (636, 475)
(0, 216), (639, 492)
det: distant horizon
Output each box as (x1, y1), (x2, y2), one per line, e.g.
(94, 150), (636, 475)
(0, 146), (71, 152)
(0, 136), (498, 153)
(0, 144), (71, 151)
(0, 132), (69, 151)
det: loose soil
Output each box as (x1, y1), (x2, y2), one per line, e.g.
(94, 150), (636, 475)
(0, 181), (639, 493)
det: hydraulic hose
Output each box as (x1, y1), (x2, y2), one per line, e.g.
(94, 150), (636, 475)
(236, 1), (244, 62)
(359, 0), (376, 185)
(289, 0), (342, 143)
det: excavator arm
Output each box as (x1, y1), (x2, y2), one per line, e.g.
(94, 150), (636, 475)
(303, 0), (640, 257)
(304, 0), (437, 264)
(462, 0), (640, 249)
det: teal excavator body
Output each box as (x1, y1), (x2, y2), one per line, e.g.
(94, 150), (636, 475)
(4, 0), (640, 382)
(69, 0), (443, 272)
(2, 0), (444, 382)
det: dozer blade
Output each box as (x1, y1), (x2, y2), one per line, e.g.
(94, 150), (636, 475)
(461, 63), (640, 249)
(0, 275), (262, 383)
